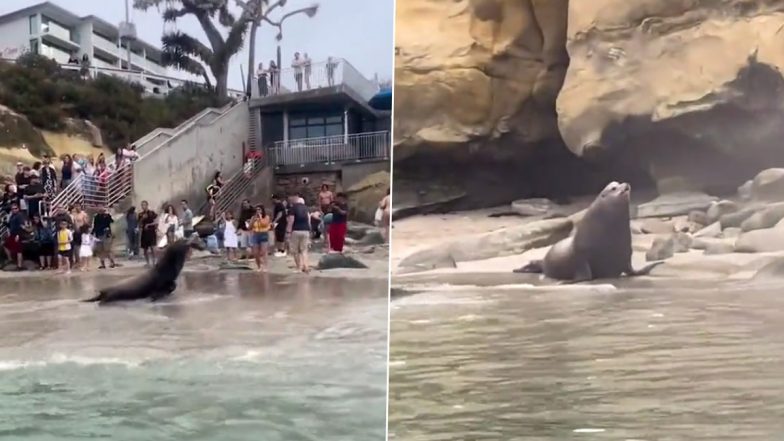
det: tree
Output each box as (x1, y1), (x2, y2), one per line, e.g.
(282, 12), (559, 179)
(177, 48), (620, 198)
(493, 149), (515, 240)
(134, 0), (254, 98)
(236, 0), (318, 96)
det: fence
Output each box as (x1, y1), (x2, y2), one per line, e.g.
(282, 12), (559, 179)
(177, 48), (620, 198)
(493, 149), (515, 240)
(270, 131), (389, 166)
(250, 58), (379, 102)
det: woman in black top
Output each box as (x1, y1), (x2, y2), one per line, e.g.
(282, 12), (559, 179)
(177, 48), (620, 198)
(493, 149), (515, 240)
(61, 154), (73, 188)
(137, 201), (158, 266)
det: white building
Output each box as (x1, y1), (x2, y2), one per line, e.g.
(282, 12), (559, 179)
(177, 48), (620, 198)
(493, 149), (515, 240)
(0, 1), (176, 95)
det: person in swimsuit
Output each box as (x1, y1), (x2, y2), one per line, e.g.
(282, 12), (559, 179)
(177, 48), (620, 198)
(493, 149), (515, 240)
(248, 204), (271, 271)
(318, 184), (334, 214)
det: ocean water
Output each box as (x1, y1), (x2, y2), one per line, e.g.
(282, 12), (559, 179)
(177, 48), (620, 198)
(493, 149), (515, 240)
(0, 271), (388, 441)
(389, 279), (784, 440)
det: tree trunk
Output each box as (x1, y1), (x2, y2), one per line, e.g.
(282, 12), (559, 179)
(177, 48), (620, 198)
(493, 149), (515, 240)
(246, 19), (259, 96)
(215, 67), (229, 99)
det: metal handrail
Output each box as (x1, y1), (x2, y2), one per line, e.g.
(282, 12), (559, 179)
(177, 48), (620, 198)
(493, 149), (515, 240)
(271, 131), (389, 166)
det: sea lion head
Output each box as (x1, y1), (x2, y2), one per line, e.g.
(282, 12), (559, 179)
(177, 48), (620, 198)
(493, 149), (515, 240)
(592, 181), (631, 217)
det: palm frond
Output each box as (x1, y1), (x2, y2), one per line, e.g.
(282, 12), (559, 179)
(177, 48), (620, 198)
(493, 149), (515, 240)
(163, 7), (189, 22)
(161, 31), (214, 64)
(220, 20), (249, 64)
(161, 50), (212, 87)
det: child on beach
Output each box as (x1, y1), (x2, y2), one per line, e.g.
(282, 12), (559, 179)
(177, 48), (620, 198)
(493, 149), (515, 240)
(78, 225), (94, 271)
(223, 211), (238, 261)
(56, 221), (73, 274)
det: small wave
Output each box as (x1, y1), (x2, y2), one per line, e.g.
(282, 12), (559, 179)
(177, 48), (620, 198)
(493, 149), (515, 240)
(230, 350), (264, 362)
(0, 354), (143, 371)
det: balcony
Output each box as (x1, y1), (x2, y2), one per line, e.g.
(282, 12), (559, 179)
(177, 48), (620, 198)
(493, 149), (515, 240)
(250, 58), (379, 103)
(40, 20), (79, 51)
(270, 131), (389, 167)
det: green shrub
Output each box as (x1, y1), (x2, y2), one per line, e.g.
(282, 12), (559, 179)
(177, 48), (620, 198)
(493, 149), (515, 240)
(0, 54), (230, 153)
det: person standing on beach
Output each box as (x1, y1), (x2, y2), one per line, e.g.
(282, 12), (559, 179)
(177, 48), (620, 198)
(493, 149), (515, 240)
(138, 201), (158, 266)
(287, 196), (311, 273)
(56, 220), (73, 274)
(70, 203), (89, 267)
(328, 193), (349, 253)
(379, 188), (390, 242)
(180, 199), (194, 239)
(237, 199), (255, 259)
(92, 205), (117, 269)
(272, 195), (288, 257)
(249, 204), (271, 271)
(126, 206), (139, 259)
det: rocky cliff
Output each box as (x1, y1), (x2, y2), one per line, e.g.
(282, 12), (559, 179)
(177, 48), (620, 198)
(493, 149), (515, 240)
(394, 0), (784, 209)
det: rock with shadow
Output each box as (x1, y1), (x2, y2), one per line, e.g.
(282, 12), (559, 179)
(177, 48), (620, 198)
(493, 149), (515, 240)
(317, 254), (369, 270)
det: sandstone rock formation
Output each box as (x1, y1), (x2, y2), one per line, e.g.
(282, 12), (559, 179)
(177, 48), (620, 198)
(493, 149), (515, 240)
(394, 0), (784, 207)
(345, 171), (389, 225)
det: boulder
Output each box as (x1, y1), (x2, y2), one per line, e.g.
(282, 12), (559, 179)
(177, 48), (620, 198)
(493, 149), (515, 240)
(399, 218), (573, 269)
(694, 222), (722, 239)
(672, 232), (692, 253)
(740, 203), (784, 232)
(735, 228), (784, 253)
(511, 198), (560, 217)
(703, 241), (736, 255)
(722, 227), (742, 239)
(706, 200), (739, 225)
(688, 210), (708, 226)
(738, 180), (754, 201)
(634, 218), (673, 234)
(345, 171), (389, 225)
(636, 193), (717, 218)
(720, 208), (758, 230)
(357, 230), (386, 246)
(646, 236), (675, 261)
(750, 168), (784, 201)
(317, 254), (369, 270)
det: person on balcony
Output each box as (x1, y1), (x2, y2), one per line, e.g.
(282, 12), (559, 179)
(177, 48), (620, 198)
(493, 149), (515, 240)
(326, 56), (338, 87)
(292, 52), (304, 92)
(256, 62), (268, 97)
(67, 52), (79, 65)
(303, 53), (312, 89)
(269, 60), (279, 95)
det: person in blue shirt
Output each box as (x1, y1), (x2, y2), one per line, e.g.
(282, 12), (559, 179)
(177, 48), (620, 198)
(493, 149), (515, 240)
(3, 203), (27, 270)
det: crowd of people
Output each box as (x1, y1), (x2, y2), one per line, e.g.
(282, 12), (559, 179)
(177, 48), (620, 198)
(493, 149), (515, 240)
(255, 54), (340, 97)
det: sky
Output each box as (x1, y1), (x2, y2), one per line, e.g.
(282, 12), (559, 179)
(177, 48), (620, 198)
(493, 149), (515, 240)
(0, 0), (394, 90)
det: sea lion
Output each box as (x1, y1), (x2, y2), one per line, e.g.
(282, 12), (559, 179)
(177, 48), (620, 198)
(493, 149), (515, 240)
(83, 238), (204, 304)
(513, 181), (662, 281)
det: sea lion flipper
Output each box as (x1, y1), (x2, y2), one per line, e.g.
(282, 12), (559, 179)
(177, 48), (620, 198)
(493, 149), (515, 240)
(513, 260), (543, 274)
(150, 281), (177, 302)
(626, 261), (663, 277)
(82, 292), (105, 303)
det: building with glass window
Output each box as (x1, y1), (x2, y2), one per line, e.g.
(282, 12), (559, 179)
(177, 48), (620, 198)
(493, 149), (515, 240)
(0, 1), (171, 93)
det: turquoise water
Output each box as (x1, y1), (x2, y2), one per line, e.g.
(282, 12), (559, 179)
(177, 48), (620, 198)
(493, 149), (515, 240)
(0, 271), (388, 440)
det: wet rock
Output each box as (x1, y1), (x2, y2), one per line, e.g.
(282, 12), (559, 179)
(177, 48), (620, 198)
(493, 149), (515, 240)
(673, 232), (693, 253)
(694, 221), (722, 239)
(637, 192), (718, 218)
(688, 210), (708, 226)
(317, 254), (369, 270)
(510, 198), (562, 217)
(357, 230), (385, 246)
(750, 168), (784, 201)
(219, 261), (253, 270)
(399, 218), (573, 269)
(646, 236), (675, 261)
(635, 218), (674, 234)
(706, 200), (739, 224)
(672, 217), (700, 233)
(735, 228), (784, 253)
(719, 207), (758, 230)
(740, 203), (784, 232)
(347, 222), (375, 241)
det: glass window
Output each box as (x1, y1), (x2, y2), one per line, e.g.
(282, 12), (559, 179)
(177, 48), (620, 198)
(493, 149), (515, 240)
(307, 125), (326, 138)
(290, 117), (307, 126)
(325, 124), (343, 137)
(289, 127), (307, 140)
(325, 116), (342, 124)
(29, 39), (39, 54)
(29, 15), (36, 34)
(307, 116), (325, 125)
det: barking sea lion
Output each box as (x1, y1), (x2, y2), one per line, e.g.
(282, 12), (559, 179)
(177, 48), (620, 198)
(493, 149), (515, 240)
(83, 239), (204, 304)
(514, 181), (662, 281)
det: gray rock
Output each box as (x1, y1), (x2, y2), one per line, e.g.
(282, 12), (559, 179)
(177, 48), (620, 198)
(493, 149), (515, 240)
(722, 227), (742, 238)
(673, 232), (692, 253)
(706, 200), (739, 224)
(646, 236), (675, 261)
(673, 217), (700, 233)
(751, 168), (784, 201)
(740, 203), (784, 232)
(317, 254), (369, 270)
(719, 207), (758, 230)
(688, 210), (708, 226)
(347, 222), (374, 240)
(398, 218), (573, 269)
(637, 192), (718, 218)
(357, 230), (385, 246)
(735, 228), (784, 253)
(693, 221), (722, 239)
(219, 262), (253, 270)
(691, 237), (725, 250)
(703, 241), (736, 255)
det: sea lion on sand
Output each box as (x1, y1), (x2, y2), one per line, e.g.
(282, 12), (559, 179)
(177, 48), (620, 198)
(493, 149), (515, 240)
(513, 181), (662, 281)
(83, 239), (204, 304)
